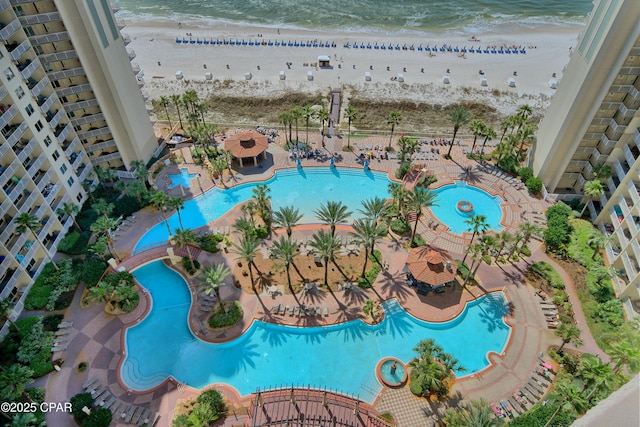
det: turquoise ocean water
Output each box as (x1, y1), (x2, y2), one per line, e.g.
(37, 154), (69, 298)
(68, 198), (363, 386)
(113, 0), (592, 34)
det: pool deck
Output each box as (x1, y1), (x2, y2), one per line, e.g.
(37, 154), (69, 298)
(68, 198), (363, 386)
(39, 135), (586, 426)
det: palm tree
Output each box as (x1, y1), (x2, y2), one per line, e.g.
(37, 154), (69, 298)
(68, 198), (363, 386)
(350, 219), (387, 278)
(0, 298), (18, 332)
(234, 215), (254, 240)
(468, 119), (486, 154)
(309, 229), (342, 287)
(578, 354), (616, 394)
(197, 264), (231, 312)
(496, 231), (515, 261)
(316, 108), (329, 146)
(358, 196), (390, 224)
(92, 198), (114, 219)
(89, 216), (121, 260)
(170, 94), (184, 130)
(93, 165), (116, 190)
(169, 197), (186, 231)
(587, 229), (608, 261)
(158, 96), (173, 130)
(232, 235), (260, 292)
(515, 104), (533, 130)
(462, 215), (489, 264)
(607, 340), (640, 374)
(0, 365), (34, 403)
(443, 399), (503, 427)
(517, 124), (535, 158)
(302, 104), (314, 144)
(493, 142), (516, 164)
(56, 201), (81, 231)
(397, 136), (419, 162)
(499, 116), (516, 143)
(148, 190), (172, 235)
(272, 206), (303, 238)
(592, 163), (612, 180)
(518, 222), (540, 252)
(315, 201), (352, 236)
(479, 126), (497, 156)
(344, 106), (358, 149)
(130, 159), (150, 189)
(279, 112), (293, 144)
(270, 236), (300, 293)
(543, 373), (588, 427)
(446, 107), (470, 157)
(118, 181), (147, 204)
(252, 184), (272, 226)
(555, 322), (583, 352)
(580, 180), (604, 216)
(362, 299), (378, 321)
(406, 187), (439, 244)
(386, 111), (402, 149)
(14, 213), (58, 270)
(172, 229), (198, 272)
(290, 108), (302, 142)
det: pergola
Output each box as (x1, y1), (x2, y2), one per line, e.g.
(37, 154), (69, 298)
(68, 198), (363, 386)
(224, 130), (268, 167)
(406, 245), (457, 288)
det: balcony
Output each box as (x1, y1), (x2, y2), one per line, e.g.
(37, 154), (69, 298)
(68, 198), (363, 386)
(15, 190), (37, 211)
(64, 99), (99, 114)
(93, 152), (122, 165)
(35, 170), (53, 192)
(62, 136), (80, 157)
(122, 33), (131, 46)
(627, 181), (640, 205)
(47, 66), (85, 82)
(39, 49), (78, 65)
(38, 93), (57, 114)
(70, 150), (85, 169)
(19, 57), (41, 80)
(26, 154), (46, 176)
(30, 75), (50, 98)
(622, 253), (636, 278)
(71, 113), (104, 127)
(18, 11), (61, 26)
(0, 138), (8, 158)
(78, 126), (110, 140)
(0, 18), (21, 41)
(46, 109), (65, 129)
(623, 145), (636, 169)
(43, 182), (60, 204)
(5, 123), (28, 146)
(55, 83), (92, 97)
(9, 38), (31, 61)
(0, 161), (19, 188)
(28, 30), (70, 46)
(0, 104), (18, 129)
(618, 103), (638, 118)
(78, 163), (91, 182)
(126, 49), (136, 61)
(15, 138), (37, 162)
(54, 122), (71, 141)
(600, 134), (617, 151)
(613, 159), (630, 182)
(0, 0), (10, 13)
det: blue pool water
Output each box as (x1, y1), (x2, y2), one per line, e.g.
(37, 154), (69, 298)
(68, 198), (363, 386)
(167, 168), (198, 189)
(121, 261), (511, 402)
(430, 181), (504, 234)
(135, 167), (391, 252)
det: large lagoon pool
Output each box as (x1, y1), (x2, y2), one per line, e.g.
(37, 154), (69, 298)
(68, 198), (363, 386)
(121, 261), (511, 403)
(135, 167), (391, 252)
(430, 181), (504, 234)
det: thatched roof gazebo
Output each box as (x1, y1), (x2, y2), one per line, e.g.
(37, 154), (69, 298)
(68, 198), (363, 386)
(406, 245), (457, 288)
(224, 130), (268, 167)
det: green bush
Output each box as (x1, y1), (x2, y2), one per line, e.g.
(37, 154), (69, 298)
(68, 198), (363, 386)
(508, 402), (575, 426)
(208, 301), (243, 328)
(520, 246), (531, 256)
(85, 407), (113, 427)
(456, 260), (470, 278)
(409, 381), (423, 396)
(16, 318), (54, 365)
(57, 231), (90, 255)
(120, 293), (140, 313)
(255, 226), (269, 239)
(182, 257), (201, 275)
(24, 262), (60, 310)
(546, 202), (573, 220)
(530, 262), (564, 289)
(525, 176), (543, 194)
(358, 250), (382, 288)
(172, 414), (190, 427)
(395, 162), (411, 180)
(518, 167), (534, 182)
(42, 314), (63, 332)
(113, 194), (146, 217)
(71, 393), (94, 420)
(30, 350), (54, 377)
(82, 258), (107, 288)
(197, 389), (227, 417)
(197, 234), (224, 253)
(411, 234), (426, 247)
(594, 300), (625, 326)
(390, 218), (411, 234)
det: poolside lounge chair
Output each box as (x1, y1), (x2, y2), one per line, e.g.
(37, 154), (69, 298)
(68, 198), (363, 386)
(272, 304), (281, 314)
(279, 304), (287, 315)
(137, 409), (151, 426)
(51, 343), (68, 352)
(83, 377), (100, 390)
(293, 306), (300, 317)
(55, 329), (71, 336)
(124, 405), (137, 423)
(132, 406), (146, 424)
(91, 385), (107, 397)
(322, 303), (329, 316)
(316, 305), (322, 316)
(58, 321), (73, 328)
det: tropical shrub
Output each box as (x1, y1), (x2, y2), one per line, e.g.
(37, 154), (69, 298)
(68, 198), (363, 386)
(518, 166), (534, 182)
(411, 234), (426, 248)
(358, 250), (382, 288)
(208, 301), (243, 328)
(255, 226), (269, 239)
(390, 218), (411, 234)
(526, 176), (543, 194)
(594, 300), (625, 327)
(85, 407), (113, 427)
(57, 231), (90, 254)
(544, 203), (572, 252)
(197, 388), (227, 418)
(70, 393), (94, 420)
(182, 257), (201, 275)
(508, 402), (575, 427)
(395, 162), (411, 180)
(82, 258), (108, 288)
(530, 262), (564, 289)
(197, 233), (224, 253)
(409, 380), (423, 396)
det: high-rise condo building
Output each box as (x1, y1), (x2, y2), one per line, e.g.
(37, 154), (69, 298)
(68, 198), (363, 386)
(531, 0), (640, 317)
(0, 0), (155, 334)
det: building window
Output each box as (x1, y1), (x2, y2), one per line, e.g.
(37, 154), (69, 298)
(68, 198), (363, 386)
(67, 176), (74, 186)
(15, 86), (24, 99)
(33, 45), (43, 55)
(24, 26), (35, 37)
(25, 104), (34, 116)
(52, 150), (60, 161)
(34, 121), (43, 132)
(76, 193), (83, 203)
(60, 96), (68, 103)
(51, 80), (60, 88)
(44, 136), (52, 147)
(4, 68), (14, 81)
(60, 164), (67, 174)
(74, 125), (81, 132)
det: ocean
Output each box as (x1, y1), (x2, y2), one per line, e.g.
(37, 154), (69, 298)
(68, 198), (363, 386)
(112, 0), (593, 35)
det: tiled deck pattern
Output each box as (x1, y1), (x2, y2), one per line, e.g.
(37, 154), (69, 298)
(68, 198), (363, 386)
(38, 134), (594, 426)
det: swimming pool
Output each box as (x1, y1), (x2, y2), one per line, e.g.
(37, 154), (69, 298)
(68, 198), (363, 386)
(430, 181), (504, 234)
(121, 261), (511, 403)
(167, 168), (198, 189)
(135, 167), (391, 252)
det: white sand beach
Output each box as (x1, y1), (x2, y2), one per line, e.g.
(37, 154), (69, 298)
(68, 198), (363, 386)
(125, 19), (582, 116)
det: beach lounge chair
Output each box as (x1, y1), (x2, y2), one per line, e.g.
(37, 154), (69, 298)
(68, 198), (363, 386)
(272, 304), (281, 314)
(124, 405), (137, 423)
(114, 403), (129, 419)
(91, 385), (107, 397)
(59, 321), (73, 328)
(83, 377), (100, 390)
(491, 403), (505, 418)
(500, 400), (513, 417)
